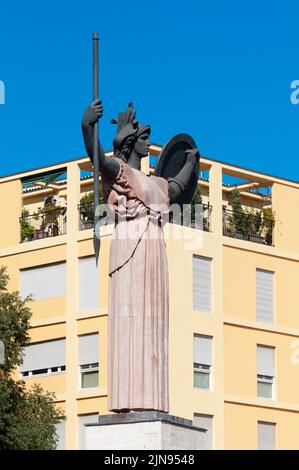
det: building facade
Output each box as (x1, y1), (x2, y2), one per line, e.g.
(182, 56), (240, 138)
(1, 147), (299, 450)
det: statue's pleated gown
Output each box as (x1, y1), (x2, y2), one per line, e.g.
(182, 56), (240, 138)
(103, 160), (169, 412)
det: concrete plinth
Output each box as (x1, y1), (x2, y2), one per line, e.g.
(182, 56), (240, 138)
(85, 411), (206, 450)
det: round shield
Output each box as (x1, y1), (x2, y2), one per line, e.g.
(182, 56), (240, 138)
(154, 133), (199, 205)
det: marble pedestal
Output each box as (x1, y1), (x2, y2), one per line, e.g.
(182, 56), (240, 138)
(85, 411), (206, 450)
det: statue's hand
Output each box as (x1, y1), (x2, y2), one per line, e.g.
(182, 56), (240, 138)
(185, 148), (199, 165)
(82, 99), (104, 127)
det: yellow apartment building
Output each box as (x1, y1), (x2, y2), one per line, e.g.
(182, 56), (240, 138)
(1, 146), (299, 450)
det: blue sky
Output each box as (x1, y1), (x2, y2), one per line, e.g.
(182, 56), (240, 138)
(0, 0), (299, 180)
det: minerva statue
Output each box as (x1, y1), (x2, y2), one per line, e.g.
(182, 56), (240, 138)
(82, 100), (199, 412)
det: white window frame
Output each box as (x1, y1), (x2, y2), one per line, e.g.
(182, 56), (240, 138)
(79, 362), (99, 390)
(193, 362), (212, 390)
(257, 374), (275, 400)
(20, 365), (66, 378)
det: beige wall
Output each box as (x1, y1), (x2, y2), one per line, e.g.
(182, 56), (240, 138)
(225, 402), (299, 450)
(223, 246), (299, 330)
(272, 182), (299, 253)
(2, 155), (299, 449)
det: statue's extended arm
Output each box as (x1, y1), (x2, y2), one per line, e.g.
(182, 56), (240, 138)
(167, 149), (199, 203)
(81, 100), (120, 181)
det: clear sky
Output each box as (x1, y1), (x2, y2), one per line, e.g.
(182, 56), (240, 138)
(0, 0), (299, 180)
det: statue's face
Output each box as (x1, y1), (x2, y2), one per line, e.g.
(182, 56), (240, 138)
(134, 133), (151, 158)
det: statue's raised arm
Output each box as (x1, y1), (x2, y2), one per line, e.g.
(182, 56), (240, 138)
(81, 99), (120, 180)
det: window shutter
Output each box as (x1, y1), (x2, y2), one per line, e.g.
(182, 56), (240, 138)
(20, 262), (66, 300)
(257, 345), (275, 377)
(21, 338), (66, 372)
(78, 414), (99, 450)
(79, 256), (99, 312)
(78, 333), (99, 365)
(55, 420), (66, 450)
(194, 414), (213, 450)
(193, 335), (212, 365)
(193, 256), (212, 312)
(258, 421), (276, 450)
(256, 269), (274, 324)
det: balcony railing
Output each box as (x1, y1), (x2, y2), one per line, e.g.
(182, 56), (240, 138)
(78, 201), (212, 232)
(222, 206), (274, 246)
(78, 201), (110, 230)
(20, 207), (67, 243)
(169, 202), (212, 232)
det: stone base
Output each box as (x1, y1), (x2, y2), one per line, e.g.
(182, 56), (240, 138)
(85, 411), (206, 450)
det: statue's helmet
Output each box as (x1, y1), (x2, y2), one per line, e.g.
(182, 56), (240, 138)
(112, 102), (151, 154)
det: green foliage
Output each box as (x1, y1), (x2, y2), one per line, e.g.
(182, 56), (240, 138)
(230, 188), (246, 233)
(80, 192), (94, 205)
(0, 380), (62, 450)
(79, 192), (95, 222)
(191, 186), (202, 221)
(20, 210), (35, 241)
(0, 266), (65, 450)
(79, 190), (107, 222)
(263, 207), (275, 245)
(227, 188), (275, 245)
(35, 197), (63, 232)
(0, 266), (31, 375)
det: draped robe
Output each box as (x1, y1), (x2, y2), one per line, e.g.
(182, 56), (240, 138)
(103, 159), (169, 412)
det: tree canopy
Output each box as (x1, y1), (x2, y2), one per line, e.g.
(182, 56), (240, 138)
(0, 266), (65, 450)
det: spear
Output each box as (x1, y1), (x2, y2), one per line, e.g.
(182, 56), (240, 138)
(92, 32), (100, 266)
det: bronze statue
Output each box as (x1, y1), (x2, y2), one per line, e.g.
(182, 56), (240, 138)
(82, 100), (199, 412)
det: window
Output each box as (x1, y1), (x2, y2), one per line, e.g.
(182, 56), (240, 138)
(20, 338), (66, 377)
(193, 256), (212, 312)
(78, 333), (99, 389)
(194, 414), (213, 450)
(257, 345), (275, 399)
(79, 256), (99, 313)
(55, 419), (66, 450)
(20, 262), (66, 300)
(78, 413), (99, 449)
(258, 421), (276, 450)
(256, 269), (274, 324)
(193, 335), (212, 390)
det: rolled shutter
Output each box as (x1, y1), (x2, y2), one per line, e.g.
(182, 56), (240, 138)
(193, 256), (212, 312)
(55, 420), (66, 450)
(21, 338), (66, 372)
(258, 421), (276, 450)
(78, 333), (99, 365)
(79, 256), (99, 312)
(78, 414), (99, 450)
(256, 269), (274, 324)
(193, 335), (212, 365)
(20, 262), (66, 300)
(194, 414), (213, 450)
(257, 345), (275, 377)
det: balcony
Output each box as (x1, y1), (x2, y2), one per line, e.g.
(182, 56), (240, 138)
(222, 206), (274, 246)
(78, 201), (110, 230)
(20, 206), (67, 243)
(78, 201), (212, 232)
(168, 202), (212, 231)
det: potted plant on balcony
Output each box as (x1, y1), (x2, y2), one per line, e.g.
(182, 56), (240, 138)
(33, 196), (63, 239)
(244, 207), (264, 244)
(262, 207), (275, 245)
(20, 210), (35, 242)
(79, 192), (94, 229)
(33, 208), (48, 239)
(230, 188), (247, 239)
